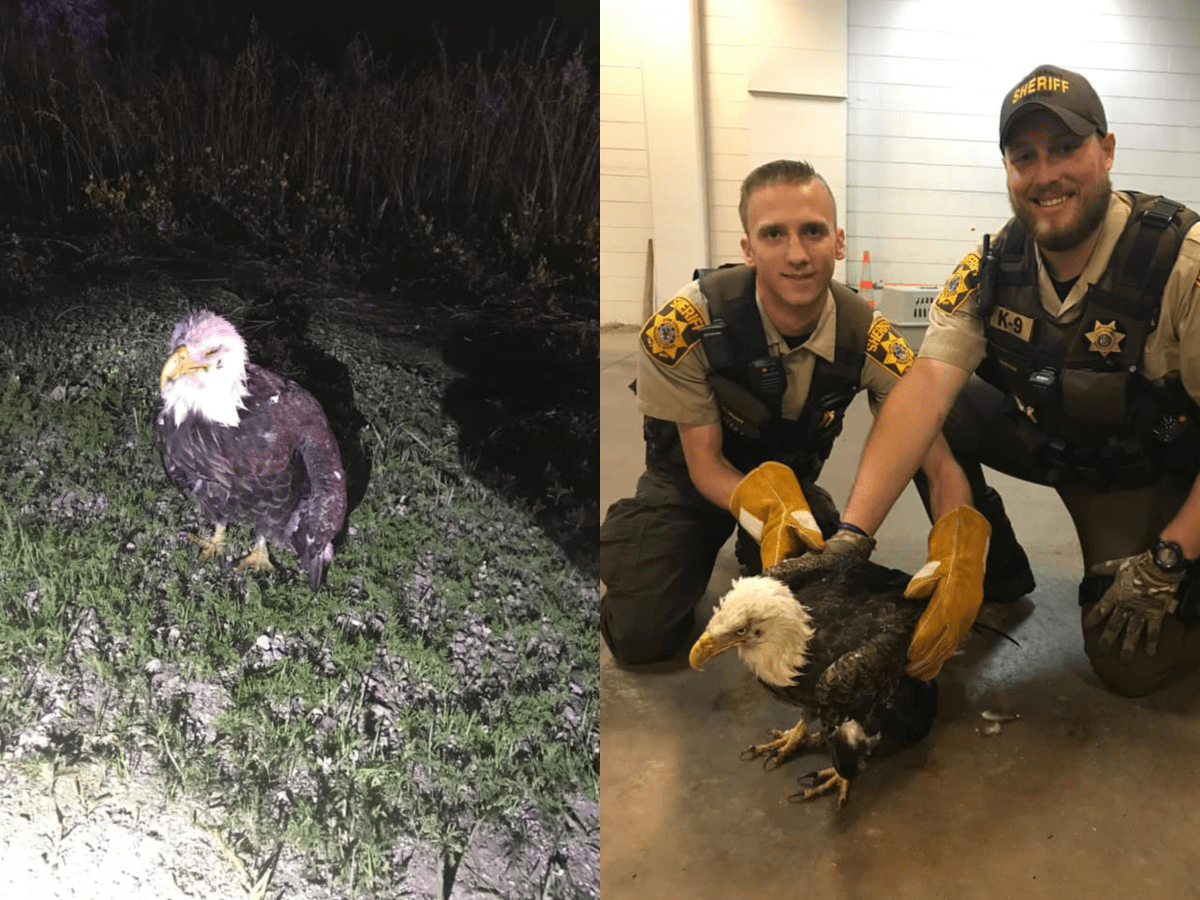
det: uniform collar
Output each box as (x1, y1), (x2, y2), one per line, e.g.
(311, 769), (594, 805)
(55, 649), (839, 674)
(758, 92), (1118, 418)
(1036, 191), (1130, 317)
(755, 284), (838, 362)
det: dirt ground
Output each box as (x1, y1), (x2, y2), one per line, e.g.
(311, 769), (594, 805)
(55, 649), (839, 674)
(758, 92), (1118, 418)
(0, 753), (597, 898)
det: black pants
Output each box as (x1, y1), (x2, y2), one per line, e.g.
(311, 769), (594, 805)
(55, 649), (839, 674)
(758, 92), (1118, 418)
(598, 466), (840, 665)
(938, 376), (1200, 697)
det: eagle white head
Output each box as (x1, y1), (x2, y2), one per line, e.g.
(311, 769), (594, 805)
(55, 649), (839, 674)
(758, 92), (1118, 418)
(159, 310), (250, 427)
(689, 575), (815, 688)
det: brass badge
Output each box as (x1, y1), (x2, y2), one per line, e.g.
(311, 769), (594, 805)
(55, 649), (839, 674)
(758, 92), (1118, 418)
(640, 295), (707, 368)
(865, 317), (915, 378)
(934, 252), (981, 315)
(1083, 319), (1125, 359)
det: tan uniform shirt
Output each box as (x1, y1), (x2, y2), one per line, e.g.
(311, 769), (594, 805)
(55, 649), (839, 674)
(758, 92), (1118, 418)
(636, 276), (914, 427)
(921, 192), (1200, 405)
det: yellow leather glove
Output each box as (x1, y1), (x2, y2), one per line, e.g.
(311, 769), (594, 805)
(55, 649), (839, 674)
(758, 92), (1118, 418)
(903, 505), (991, 680)
(729, 461), (825, 569)
(1084, 551), (1183, 662)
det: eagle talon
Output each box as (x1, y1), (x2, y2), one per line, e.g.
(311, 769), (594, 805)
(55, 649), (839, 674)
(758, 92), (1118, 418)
(186, 526), (227, 563)
(738, 745), (784, 771)
(235, 539), (275, 575)
(741, 719), (820, 770)
(790, 766), (852, 809)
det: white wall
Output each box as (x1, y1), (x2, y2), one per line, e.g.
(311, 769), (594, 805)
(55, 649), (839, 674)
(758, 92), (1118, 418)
(847, 0), (1200, 288)
(701, 0), (848, 273)
(600, 0), (658, 327)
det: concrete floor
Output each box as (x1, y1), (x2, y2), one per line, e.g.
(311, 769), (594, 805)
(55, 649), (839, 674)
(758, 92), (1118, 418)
(600, 325), (1200, 900)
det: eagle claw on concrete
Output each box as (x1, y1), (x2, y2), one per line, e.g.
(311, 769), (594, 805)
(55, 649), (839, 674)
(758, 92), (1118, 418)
(791, 767), (852, 809)
(739, 718), (823, 770)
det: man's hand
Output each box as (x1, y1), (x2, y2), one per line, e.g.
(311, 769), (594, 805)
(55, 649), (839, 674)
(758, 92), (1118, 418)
(729, 461), (824, 569)
(1084, 551), (1183, 662)
(904, 505), (991, 680)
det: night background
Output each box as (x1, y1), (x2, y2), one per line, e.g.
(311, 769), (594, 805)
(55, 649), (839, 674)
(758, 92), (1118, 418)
(0, 0), (598, 897)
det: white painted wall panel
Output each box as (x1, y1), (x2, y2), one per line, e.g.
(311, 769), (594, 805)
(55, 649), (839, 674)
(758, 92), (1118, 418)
(749, 48), (845, 97)
(602, 201), (653, 229)
(601, 0), (651, 325)
(705, 43), (748, 75)
(601, 225), (655, 255)
(600, 147), (648, 173)
(707, 99), (748, 129)
(709, 126), (750, 156)
(707, 72), (749, 101)
(601, 278), (647, 326)
(703, 1), (848, 279)
(1169, 46), (1200, 73)
(846, 0), (1200, 291)
(600, 66), (643, 95)
(600, 120), (648, 150)
(601, 88), (645, 120)
(601, 0), (709, 325)
(601, 174), (651, 204)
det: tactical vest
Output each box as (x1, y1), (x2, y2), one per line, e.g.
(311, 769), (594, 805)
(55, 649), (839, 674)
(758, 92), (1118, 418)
(976, 191), (1200, 490)
(644, 264), (874, 483)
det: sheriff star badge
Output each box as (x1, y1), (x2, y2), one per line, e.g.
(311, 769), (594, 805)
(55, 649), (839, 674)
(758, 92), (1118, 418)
(1084, 320), (1125, 359)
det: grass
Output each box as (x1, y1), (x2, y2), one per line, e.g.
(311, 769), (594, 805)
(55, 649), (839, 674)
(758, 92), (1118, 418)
(0, 288), (599, 898)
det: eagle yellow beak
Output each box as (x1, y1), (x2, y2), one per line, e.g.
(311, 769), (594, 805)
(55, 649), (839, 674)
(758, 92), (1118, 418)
(689, 631), (736, 670)
(159, 345), (209, 390)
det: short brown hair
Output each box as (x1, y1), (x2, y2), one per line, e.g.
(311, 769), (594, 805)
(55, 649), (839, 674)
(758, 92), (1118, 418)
(738, 160), (837, 233)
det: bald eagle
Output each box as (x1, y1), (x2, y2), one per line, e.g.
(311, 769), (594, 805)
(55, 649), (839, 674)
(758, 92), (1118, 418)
(155, 309), (347, 590)
(689, 554), (938, 809)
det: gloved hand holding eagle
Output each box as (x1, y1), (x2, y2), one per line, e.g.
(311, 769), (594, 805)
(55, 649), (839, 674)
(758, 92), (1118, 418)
(155, 309), (347, 591)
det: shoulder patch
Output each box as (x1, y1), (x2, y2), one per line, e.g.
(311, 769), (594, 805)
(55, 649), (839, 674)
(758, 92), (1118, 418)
(640, 295), (708, 368)
(864, 317), (915, 378)
(935, 252), (981, 315)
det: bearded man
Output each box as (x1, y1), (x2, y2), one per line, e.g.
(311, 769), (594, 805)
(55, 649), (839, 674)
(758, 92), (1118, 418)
(819, 64), (1200, 697)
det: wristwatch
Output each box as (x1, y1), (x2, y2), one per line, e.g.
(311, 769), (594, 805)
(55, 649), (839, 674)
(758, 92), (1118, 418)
(1151, 538), (1188, 575)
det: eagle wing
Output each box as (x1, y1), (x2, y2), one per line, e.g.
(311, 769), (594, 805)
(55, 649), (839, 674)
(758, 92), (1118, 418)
(286, 395), (347, 589)
(767, 551), (856, 594)
(242, 365), (347, 589)
(813, 628), (910, 723)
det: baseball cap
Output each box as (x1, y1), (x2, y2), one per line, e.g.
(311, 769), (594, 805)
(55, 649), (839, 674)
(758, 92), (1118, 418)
(999, 64), (1107, 149)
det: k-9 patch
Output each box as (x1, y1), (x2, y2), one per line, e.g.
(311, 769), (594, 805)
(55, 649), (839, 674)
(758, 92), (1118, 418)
(641, 295), (707, 368)
(935, 252), (981, 315)
(864, 316), (914, 378)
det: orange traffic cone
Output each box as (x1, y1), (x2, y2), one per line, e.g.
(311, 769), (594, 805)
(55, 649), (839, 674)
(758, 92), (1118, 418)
(859, 251), (876, 307)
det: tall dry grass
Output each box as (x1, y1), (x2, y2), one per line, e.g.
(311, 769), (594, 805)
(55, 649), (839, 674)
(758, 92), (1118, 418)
(0, 5), (597, 288)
